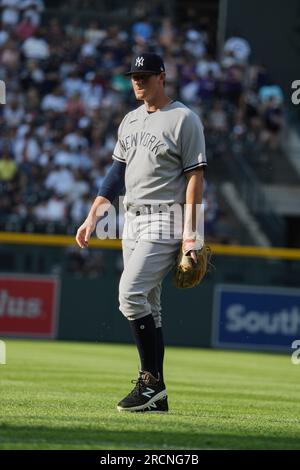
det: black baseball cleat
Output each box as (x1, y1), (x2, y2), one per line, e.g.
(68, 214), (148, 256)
(117, 371), (167, 412)
(135, 395), (169, 413)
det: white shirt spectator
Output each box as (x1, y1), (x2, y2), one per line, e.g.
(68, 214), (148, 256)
(81, 82), (103, 110)
(38, 150), (52, 166)
(53, 148), (91, 170)
(34, 198), (66, 223)
(30, 65), (44, 83)
(92, 168), (105, 192)
(45, 168), (75, 195)
(63, 132), (89, 151)
(21, 0), (44, 26)
(196, 59), (221, 78)
(14, 135), (40, 162)
(84, 24), (106, 45)
(74, 151), (92, 170)
(180, 81), (199, 103)
(70, 197), (90, 222)
(103, 134), (117, 153)
(22, 36), (49, 59)
(53, 149), (75, 167)
(184, 29), (206, 58)
(15, 122), (30, 138)
(1, 0), (19, 7)
(80, 41), (96, 57)
(4, 104), (25, 127)
(33, 201), (47, 221)
(41, 93), (66, 112)
(21, 0), (44, 12)
(62, 76), (84, 98)
(78, 116), (91, 129)
(224, 36), (251, 63)
(0, 29), (9, 46)
(35, 122), (52, 140)
(1, 0), (20, 26)
(209, 108), (228, 132)
(44, 196), (66, 222)
(68, 179), (90, 203)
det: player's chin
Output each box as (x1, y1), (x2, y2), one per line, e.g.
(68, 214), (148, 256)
(134, 90), (146, 100)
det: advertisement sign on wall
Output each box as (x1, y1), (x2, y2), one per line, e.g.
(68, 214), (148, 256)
(0, 274), (59, 338)
(213, 284), (300, 352)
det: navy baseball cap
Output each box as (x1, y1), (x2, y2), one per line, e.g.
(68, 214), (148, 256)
(125, 52), (165, 76)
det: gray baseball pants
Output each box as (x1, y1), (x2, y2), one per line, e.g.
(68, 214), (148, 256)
(119, 208), (182, 327)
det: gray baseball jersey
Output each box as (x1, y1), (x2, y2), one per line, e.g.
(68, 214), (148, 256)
(112, 100), (207, 206)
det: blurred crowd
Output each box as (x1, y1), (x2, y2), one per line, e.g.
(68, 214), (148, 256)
(0, 0), (284, 260)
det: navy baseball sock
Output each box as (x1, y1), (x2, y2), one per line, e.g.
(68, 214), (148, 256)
(156, 326), (165, 384)
(129, 314), (158, 379)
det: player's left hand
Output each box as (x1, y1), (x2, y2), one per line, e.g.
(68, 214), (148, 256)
(173, 238), (211, 289)
(182, 239), (202, 264)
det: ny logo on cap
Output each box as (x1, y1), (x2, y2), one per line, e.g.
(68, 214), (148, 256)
(135, 56), (144, 67)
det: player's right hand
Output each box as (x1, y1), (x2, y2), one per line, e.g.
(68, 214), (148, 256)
(76, 216), (97, 248)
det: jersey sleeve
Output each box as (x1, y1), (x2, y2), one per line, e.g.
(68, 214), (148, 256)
(180, 112), (207, 172)
(112, 115), (127, 163)
(97, 159), (126, 202)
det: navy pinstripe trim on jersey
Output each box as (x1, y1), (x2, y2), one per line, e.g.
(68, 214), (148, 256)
(112, 154), (126, 163)
(183, 162), (207, 172)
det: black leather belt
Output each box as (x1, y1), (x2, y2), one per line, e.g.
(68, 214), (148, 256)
(127, 204), (171, 215)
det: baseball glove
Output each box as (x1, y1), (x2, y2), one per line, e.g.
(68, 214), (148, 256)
(173, 242), (211, 289)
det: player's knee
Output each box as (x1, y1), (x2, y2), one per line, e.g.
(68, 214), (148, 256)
(119, 290), (151, 320)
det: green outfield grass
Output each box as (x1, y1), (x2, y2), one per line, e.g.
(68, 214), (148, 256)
(0, 339), (300, 450)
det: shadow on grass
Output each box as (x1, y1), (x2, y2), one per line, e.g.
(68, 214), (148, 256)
(0, 424), (300, 450)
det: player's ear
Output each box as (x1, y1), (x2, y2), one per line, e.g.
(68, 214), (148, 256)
(159, 72), (166, 86)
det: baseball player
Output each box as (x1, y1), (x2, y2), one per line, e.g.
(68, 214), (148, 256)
(76, 52), (207, 413)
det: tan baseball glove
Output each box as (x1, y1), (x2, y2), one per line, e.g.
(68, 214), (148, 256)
(173, 239), (211, 289)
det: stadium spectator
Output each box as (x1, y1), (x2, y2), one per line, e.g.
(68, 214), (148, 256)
(0, 150), (17, 181)
(3, 94), (25, 127)
(1, 38), (20, 71)
(22, 29), (49, 59)
(208, 101), (228, 133)
(158, 17), (175, 49)
(223, 35), (251, 65)
(260, 96), (284, 150)
(184, 28), (207, 58)
(1, 0), (21, 27)
(21, 0), (44, 27)
(132, 16), (153, 44)
(0, 10), (285, 244)
(15, 14), (37, 39)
